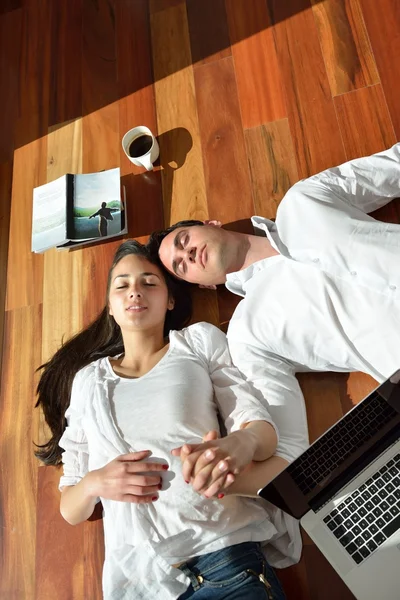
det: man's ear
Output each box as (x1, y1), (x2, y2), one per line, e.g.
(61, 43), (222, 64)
(198, 284), (217, 290)
(203, 219), (222, 228)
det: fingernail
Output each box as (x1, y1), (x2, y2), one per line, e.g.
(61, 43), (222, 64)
(218, 462), (227, 472)
(185, 480), (189, 484)
(218, 493), (225, 499)
(152, 496), (158, 501)
(162, 465), (169, 470)
(205, 450), (214, 459)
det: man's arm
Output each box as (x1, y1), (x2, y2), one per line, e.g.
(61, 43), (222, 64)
(228, 342), (309, 465)
(292, 142), (400, 214)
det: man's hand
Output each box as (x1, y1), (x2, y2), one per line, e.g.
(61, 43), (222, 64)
(172, 429), (258, 498)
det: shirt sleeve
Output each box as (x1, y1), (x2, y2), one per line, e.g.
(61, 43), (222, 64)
(189, 322), (279, 438)
(292, 142), (400, 214)
(228, 340), (309, 464)
(58, 368), (91, 491)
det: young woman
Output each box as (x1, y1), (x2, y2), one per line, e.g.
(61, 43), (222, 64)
(35, 240), (290, 600)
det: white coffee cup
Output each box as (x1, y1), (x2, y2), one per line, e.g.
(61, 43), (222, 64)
(122, 126), (159, 171)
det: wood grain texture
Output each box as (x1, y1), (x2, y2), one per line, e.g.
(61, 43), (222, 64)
(2, 2), (400, 599)
(194, 57), (253, 223)
(298, 373), (348, 443)
(0, 8), (21, 162)
(0, 162), (12, 386)
(150, 0), (208, 226)
(311, 0), (379, 96)
(116, 0), (164, 237)
(334, 84), (396, 161)
(6, 139), (46, 311)
(245, 119), (299, 218)
(268, 0), (346, 178)
(49, 0), (82, 127)
(0, 306), (41, 599)
(5, 0), (52, 310)
(302, 544), (356, 599)
(226, 0), (287, 127)
(35, 466), (85, 600)
(82, 0), (119, 171)
(186, 0), (231, 66)
(360, 0), (400, 138)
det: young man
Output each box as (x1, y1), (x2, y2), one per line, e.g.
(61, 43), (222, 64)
(151, 144), (400, 465)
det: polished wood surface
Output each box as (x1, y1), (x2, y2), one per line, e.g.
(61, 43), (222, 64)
(1, 1), (399, 598)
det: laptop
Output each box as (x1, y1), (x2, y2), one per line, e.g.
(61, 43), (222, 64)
(259, 370), (400, 600)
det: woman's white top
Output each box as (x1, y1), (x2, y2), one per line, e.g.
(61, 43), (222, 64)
(59, 322), (301, 599)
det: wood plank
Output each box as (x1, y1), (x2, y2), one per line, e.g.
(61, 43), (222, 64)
(278, 558), (311, 600)
(0, 161), (12, 389)
(150, 0), (218, 326)
(81, 0), (119, 171)
(116, 0), (164, 238)
(334, 84), (396, 161)
(226, 0), (287, 127)
(245, 119), (299, 218)
(268, 0), (346, 178)
(48, 0), (82, 127)
(298, 373), (347, 443)
(186, 0), (231, 66)
(80, 3), (118, 596)
(36, 118), (84, 451)
(340, 371), (378, 414)
(360, 0), (400, 138)
(35, 467), (85, 600)
(150, 0), (208, 226)
(6, 138), (46, 311)
(0, 306), (41, 599)
(194, 57), (253, 223)
(0, 8), (21, 162)
(303, 545), (356, 599)
(311, 0), (379, 96)
(0, 0), (22, 15)
(6, 0), (52, 310)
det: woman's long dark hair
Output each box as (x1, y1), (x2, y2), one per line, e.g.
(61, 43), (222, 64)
(35, 240), (192, 466)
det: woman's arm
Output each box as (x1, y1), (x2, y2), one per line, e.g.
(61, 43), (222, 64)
(60, 473), (98, 525)
(60, 451), (167, 525)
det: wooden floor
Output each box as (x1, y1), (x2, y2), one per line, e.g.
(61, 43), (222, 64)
(0, 1), (399, 598)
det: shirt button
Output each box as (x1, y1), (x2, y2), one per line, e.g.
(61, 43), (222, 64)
(350, 271), (357, 276)
(312, 258), (320, 263)
(390, 285), (397, 290)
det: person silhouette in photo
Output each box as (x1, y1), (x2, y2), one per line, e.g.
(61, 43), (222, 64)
(89, 202), (118, 237)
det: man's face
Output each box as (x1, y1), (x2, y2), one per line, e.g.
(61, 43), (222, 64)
(159, 225), (230, 285)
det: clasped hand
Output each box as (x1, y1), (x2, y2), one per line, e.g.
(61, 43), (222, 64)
(171, 429), (256, 499)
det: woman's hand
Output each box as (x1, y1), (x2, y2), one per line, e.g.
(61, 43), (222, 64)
(86, 450), (167, 504)
(172, 429), (259, 498)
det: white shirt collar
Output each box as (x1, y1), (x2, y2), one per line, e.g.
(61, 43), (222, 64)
(225, 216), (283, 297)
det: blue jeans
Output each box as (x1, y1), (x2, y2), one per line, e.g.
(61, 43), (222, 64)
(177, 542), (286, 599)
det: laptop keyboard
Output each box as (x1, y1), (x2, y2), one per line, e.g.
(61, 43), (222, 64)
(288, 393), (397, 495)
(323, 453), (400, 564)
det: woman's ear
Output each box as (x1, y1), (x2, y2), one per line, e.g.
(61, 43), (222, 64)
(108, 304), (113, 316)
(167, 297), (175, 311)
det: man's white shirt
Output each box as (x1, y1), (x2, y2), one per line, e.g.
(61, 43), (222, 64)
(227, 143), (400, 463)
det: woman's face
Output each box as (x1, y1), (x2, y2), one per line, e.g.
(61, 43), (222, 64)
(108, 254), (174, 334)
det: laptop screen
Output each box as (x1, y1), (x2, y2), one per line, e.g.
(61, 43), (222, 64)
(258, 370), (400, 519)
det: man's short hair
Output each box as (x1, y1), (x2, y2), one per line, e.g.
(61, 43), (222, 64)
(147, 219), (204, 257)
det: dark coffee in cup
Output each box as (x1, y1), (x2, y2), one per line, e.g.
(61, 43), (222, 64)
(128, 135), (153, 158)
